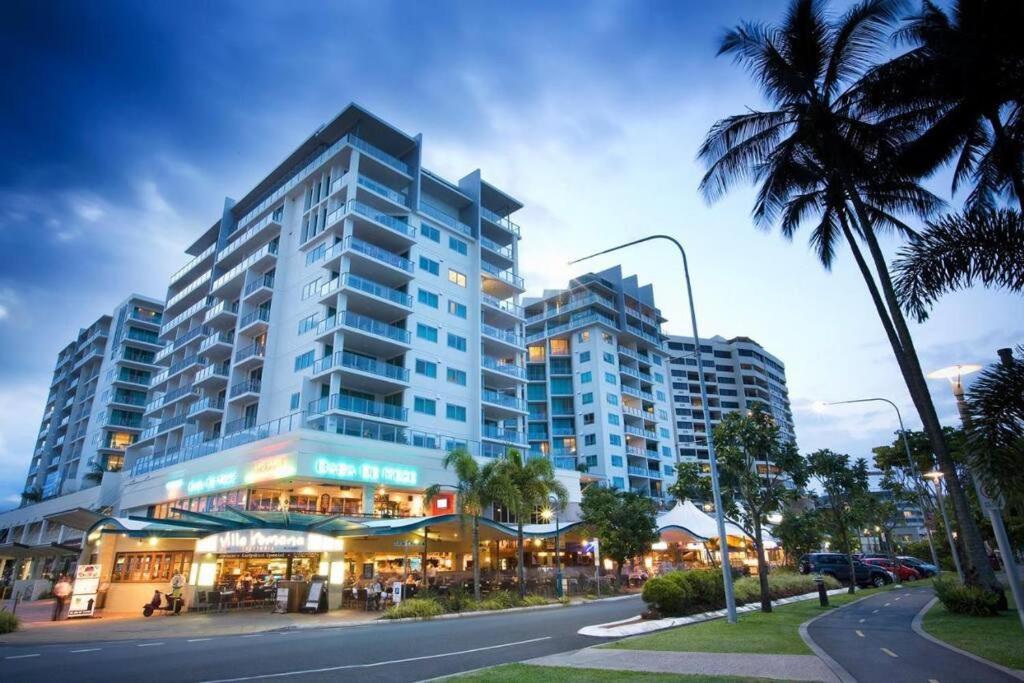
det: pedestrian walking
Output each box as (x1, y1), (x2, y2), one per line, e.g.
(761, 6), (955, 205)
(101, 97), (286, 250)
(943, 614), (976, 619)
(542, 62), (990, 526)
(52, 575), (72, 621)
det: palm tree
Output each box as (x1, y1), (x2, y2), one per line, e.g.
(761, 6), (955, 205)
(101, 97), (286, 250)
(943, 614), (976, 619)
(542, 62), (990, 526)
(424, 447), (497, 601)
(893, 208), (1024, 321)
(699, 0), (1003, 596)
(488, 449), (568, 598)
(860, 0), (1024, 211)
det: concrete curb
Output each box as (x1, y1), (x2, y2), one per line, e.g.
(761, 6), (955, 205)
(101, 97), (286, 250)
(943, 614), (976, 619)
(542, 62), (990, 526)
(910, 595), (1024, 681)
(579, 587), (848, 637)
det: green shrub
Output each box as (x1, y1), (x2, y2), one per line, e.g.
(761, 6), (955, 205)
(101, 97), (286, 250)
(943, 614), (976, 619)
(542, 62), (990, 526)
(934, 576), (1001, 617)
(522, 595), (549, 607)
(642, 576), (686, 616)
(672, 569), (724, 611)
(381, 598), (445, 620)
(443, 585), (472, 613)
(0, 611), (19, 634)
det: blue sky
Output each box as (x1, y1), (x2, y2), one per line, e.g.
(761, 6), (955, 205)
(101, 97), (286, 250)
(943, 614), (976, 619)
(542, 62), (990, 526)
(1, 0), (1020, 507)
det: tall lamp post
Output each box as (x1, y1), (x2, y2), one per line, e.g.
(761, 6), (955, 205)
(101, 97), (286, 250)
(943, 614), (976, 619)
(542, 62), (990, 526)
(923, 470), (964, 582)
(541, 496), (563, 598)
(816, 398), (943, 573)
(569, 234), (738, 624)
(928, 364), (1024, 629)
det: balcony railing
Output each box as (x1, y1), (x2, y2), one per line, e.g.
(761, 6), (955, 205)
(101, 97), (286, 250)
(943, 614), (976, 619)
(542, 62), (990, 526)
(481, 426), (526, 443)
(160, 299), (207, 337)
(480, 206), (521, 236)
(193, 361), (230, 384)
(244, 274), (275, 297)
(187, 396), (225, 416)
(481, 323), (523, 347)
(336, 310), (412, 344)
(218, 213), (282, 262)
(309, 393), (408, 421)
(239, 308), (271, 330)
(481, 262), (524, 289)
(229, 379), (262, 398)
(169, 243), (216, 286)
(234, 343), (266, 364)
(356, 175), (408, 206)
(313, 351), (410, 382)
(212, 241), (278, 292)
(480, 236), (513, 259)
(481, 294), (524, 319)
(332, 235), (414, 272)
(482, 356), (526, 379)
(481, 389), (526, 411)
(326, 200), (415, 240)
(166, 270), (211, 311)
(420, 202), (473, 238)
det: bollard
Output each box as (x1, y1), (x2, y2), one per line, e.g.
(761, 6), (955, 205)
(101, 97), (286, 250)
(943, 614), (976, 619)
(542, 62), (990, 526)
(816, 576), (829, 607)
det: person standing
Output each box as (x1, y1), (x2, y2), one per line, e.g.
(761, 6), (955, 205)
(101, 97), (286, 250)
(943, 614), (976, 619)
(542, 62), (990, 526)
(52, 575), (72, 621)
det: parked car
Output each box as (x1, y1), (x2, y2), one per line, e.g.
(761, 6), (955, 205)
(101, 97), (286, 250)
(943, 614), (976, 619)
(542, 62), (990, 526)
(798, 553), (894, 588)
(862, 557), (920, 581)
(897, 556), (938, 578)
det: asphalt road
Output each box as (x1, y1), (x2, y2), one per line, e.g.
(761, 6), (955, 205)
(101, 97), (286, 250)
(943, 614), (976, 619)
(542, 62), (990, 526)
(806, 586), (1018, 683)
(0, 596), (642, 682)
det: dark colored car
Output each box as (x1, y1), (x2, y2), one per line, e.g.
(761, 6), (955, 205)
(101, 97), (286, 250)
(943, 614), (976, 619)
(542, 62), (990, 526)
(897, 556), (939, 578)
(798, 552), (894, 588)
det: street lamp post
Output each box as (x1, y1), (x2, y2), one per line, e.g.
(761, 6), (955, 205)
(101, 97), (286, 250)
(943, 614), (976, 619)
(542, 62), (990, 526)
(570, 234), (738, 624)
(928, 364), (1024, 630)
(818, 398), (943, 573)
(541, 500), (563, 598)
(924, 470), (964, 582)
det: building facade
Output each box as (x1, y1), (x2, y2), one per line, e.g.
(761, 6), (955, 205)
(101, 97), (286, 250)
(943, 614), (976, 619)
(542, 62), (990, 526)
(665, 335), (795, 466)
(523, 267), (678, 500)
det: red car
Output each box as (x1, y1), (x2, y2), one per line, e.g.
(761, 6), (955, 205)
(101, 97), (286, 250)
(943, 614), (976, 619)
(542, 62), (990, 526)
(863, 558), (920, 581)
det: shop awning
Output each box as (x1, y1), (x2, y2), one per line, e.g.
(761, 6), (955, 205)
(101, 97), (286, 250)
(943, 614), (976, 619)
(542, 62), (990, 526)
(655, 501), (752, 544)
(0, 541), (81, 559)
(44, 507), (109, 531)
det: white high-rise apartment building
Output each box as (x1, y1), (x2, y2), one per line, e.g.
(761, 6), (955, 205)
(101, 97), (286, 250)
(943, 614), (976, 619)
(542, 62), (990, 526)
(665, 335), (795, 465)
(523, 267), (678, 499)
(24, 294), (165, 501)
(130, 103), (528, 481)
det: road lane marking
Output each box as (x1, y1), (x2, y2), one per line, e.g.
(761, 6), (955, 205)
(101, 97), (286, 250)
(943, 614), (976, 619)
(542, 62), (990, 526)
(188, 638), (213, 642)
(856, 630), (865, 638)
(859, 618), (865, 623)
(929, 679), (940, 683)
(5, 654), (40, 659)
(198, 636), (554, 682)
(71, 648), (102, 653)
(241, 634), (263, 638)
(882, 647), (899, 658)
(872, 609), (879, 613)
(137, 642), (165, 647)
(895, 597), (902, 601)
(884, 602), (891, 607)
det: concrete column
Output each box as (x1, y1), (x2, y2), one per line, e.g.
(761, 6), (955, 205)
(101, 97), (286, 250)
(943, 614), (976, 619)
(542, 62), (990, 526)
(325, 550), (345, 609)
(361, 486), (375, 516)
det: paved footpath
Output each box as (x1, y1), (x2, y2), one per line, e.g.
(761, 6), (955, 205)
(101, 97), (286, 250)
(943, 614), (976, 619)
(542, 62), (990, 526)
(806, 586), (1021, 683)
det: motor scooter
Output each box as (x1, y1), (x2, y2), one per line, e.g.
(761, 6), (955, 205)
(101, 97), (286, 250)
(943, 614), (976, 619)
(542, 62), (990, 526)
(142, 589), (183, 617)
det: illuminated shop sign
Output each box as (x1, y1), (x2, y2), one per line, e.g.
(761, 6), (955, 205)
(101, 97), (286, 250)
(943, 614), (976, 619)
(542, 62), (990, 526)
(196, 529), (343, 555)
(312, 456), (418, 486)
(164, 454), (298, 498)
(243, 454), (297, 484)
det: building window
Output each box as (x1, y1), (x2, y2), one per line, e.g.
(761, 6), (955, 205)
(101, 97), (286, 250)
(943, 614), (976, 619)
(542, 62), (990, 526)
(290, 392), (301, 410)
(414, 397), (436, 415)
(448, 300), (467, 319)
(578, 331), (590, 342)
(602, 332), (614, 344)
(609, 434), (622, 446)
(611, 455), (623, 467)
(581, 392), (594, 405)
(608, 414), (620, 426)
(607, 394), (619, 405)
(583, 413), (595, 425)
(421, 224), (440, 242)
(586, 455), (598, 468)
(656, 391), (666, 401)
(447, 333), (467, 351)
(418, 256), (440, 275)
(447, 368), (467, 385)
(580, 371), (592, 384)
(604, 372), (617, 385)
(294, 351), (315, 371)
(579, 351), (590, 363)
(417, 323), (438, 342)
(418, 289), (439, 308)
(584, 434), (596, 446)
(449, 236), (468, 255)
(111, 551), (193, 583)
(662, 446), (672, 457)
(612, 477), (625, 490)
(446, 404), (467, 422)
(448, 269), (467, 287)
(415, 359), (437, 378)
(603, 352), (614, 364)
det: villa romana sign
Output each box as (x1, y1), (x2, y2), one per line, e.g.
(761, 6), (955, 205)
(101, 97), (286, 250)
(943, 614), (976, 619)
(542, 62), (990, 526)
(196, 530), (343, 555)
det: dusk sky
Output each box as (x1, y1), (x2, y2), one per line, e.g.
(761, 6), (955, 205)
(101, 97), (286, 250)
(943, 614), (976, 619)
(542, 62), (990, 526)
(1, 0), (1020, 507)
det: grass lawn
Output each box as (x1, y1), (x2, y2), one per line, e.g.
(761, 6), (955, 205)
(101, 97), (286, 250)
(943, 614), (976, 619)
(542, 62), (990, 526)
(922, 589), (1024, 670)
(451, 663), (773, 682)
(608, 580), (930, 655)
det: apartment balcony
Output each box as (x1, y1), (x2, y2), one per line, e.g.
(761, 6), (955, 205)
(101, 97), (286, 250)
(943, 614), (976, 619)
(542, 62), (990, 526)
(111, 370), (150, 389)
(480, 206), (520, 238)
(308, 393), (408, 424)
(481, 262), (525, 299)
(325, 236), (414, 287)
(481, 425), (527, 445)
(550, 426), (575, 437)
(204, 299), (239, 328)
(238, 307), (271, 336)
(198, 331), (235, 360)
(628, 466), (661, 479)
(481, 294), (524, 324)
(211, 241), (278, 297)
(319, 273), (413, 318)
(625, 323), (664, 348)
(419, 202), (473, 240)
(169, 243), (216, 288)
(324, 199), (416, 252)
(311, 351), (410, 393)
(623, 406), (657, 423)
(146, 383), (198, 415)
(187, 396), (225, 420)
(129, 308), (163, 330)
(228, 378), (262, 402)
(193, 362), (230, 389)
(124, 328), (163, 351)
(481, 323), (524, 352)
(620, 365), (654, 383)
(233, 342), (266, 370)
(151, 354), (202, 388)
(355, 174), (409, 210)
(617, 345), (655, 366)
(554, 456), (577, 471)
(481, 389), (527, 417)
(139, 413), (190, 441)
(165, 270), (212, 317)
(347, 133), (412, 179)
(315, 311), (411, 355)
(160, 299), (207, 339)
(625, 425), (658, 440)
(481, 356), (526, 386)
(622, 384), (654, 402)
(625, 305), (659, 327)
(218, 214), (282, 268)
(242, 274), (275, 306)
(156, 324), (209, 363)
(480, 235), (514, 268)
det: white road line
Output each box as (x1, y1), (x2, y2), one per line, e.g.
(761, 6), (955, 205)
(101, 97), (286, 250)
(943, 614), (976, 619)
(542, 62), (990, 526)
(929, 679), (940, 683)
(137, 642), (165, 647)
(70, 648), (102, 653)
(240, 634), (263, 638)
(882, 647), (899, 658)
(895, 597), (902, 601)
(855, 630), (865, 638)
(5, 654), (40, 659)
(872, 609), (879, 613)
(199, 636), (554, 682)
(884, 602), (891, 607)
(188, 638), (214, 642)
(859, 618), (866, 623)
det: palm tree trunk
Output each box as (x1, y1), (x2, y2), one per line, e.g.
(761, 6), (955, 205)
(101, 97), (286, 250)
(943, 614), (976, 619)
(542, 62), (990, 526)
(847, 191), (1001, 594)
(986, 112), (1024, 212)
(754, 519), (772, 613)
(517, 523), (526, 599)
(839, 515), (856, 595)
(472, 515), (481, 602)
